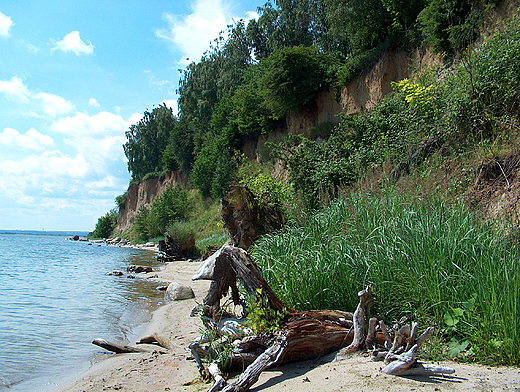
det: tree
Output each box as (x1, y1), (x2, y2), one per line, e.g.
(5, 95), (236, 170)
(418, 0), (480, 54)
(323, 0), (391, 57)
(92, 210), (117, 239)
(258, 46), (336, 119)
(123, 104), (175, 181)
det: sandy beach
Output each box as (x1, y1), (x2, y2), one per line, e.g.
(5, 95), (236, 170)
(53, 258), (520, 392)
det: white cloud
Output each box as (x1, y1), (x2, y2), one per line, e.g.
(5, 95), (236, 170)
(52, 31), (94, 55)
(51, 111), (133, 136)
(156, 0), (232, 64)
(161, 99), (178, 116)
(0, 76), (74, 117)
(0, 11), (13, 37)
(89, 98), (100, 107)
(0, 110), (137, 218)
(35, 92), (75, 117)
(0, 127), (54, 151)
(0, 76), (30, 101)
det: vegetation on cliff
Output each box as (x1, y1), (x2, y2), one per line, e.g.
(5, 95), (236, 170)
(119, 0), (494, 192)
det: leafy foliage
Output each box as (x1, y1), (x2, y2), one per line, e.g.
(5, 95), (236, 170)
(91, 210), (117, 239)
(246, 288), (288, 333)
(123, 104), (176, 181)
(191, 137), (238, 199)
(133, 185), (190, 240)
(418, 0), (481, 54)
(258, 46), (338, 119)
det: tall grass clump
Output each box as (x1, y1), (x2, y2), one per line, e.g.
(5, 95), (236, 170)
(251, 190), (520, 364)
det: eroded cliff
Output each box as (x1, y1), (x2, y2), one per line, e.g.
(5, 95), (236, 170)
(115, 171), (187, 234)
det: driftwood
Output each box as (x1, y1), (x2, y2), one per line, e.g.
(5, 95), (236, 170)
(192, 245), (454, 392)
(92, 338), (148, 354)
(93, 338), (169, 354)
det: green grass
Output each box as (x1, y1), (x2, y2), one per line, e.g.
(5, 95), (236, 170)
(251, 189), (520, 365)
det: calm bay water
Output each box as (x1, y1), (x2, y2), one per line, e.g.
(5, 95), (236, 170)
(0, 233), (165, 391)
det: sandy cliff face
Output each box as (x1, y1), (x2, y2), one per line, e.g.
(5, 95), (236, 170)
(253, 49), (439, 159)
(115, 171), (187, 234)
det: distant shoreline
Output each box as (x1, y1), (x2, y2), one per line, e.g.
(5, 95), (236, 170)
(0, 229), (89, 237)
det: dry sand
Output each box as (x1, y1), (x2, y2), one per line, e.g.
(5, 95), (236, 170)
(53, 259), (520, 392)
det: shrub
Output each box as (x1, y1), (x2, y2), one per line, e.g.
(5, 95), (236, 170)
(258, 46), (338, 119)
(191, 137), (238, 198)
(133, 185), (190, 240)
(166, 220), (196, 254)
(115, 191), (127, 212)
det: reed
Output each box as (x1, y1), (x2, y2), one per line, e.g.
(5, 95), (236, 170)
(251, 190), (520, 364)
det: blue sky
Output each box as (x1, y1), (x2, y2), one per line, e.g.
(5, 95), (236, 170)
(0, 0), (262, 231)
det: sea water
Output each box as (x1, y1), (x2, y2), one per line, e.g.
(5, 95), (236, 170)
(0, 232), (165, 391)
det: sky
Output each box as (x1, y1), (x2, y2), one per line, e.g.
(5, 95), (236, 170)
(0, 0), (262, 231)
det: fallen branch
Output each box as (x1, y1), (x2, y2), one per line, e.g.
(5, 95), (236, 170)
(137, 333), (173, 350)
(221, 332), (288, 392)
(92, 338), (148, 354)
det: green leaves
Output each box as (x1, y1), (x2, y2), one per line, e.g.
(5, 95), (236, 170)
(444, 307), (465, 327)
(258, 46), (336, 119)
(123, 105), (176, 181)
(91, 210), (117, 239)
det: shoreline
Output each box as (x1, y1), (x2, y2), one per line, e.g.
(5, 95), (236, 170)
(51, 258), (211, 392)
(52, 256), (520, 392)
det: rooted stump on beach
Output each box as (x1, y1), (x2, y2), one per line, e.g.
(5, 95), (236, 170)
(195, 245), (452, 392)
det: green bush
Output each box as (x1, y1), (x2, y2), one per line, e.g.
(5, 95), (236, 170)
(166, 220), (196, 253)
(115, 191), (127, 212)
(258, 46), (338, 119)
(133, 185), (190, 240)
(418, 0), (481, 54)
(191, 137), (238, 198)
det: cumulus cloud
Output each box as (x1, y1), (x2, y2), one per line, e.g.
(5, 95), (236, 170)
(0, 75), (30, 101)
(0, 76), (74, 117)
(156, 0), (232, 64)
(52, 31), (94, 55)
(35, 92), (75, 117)
(0, 127), (54, 151)
(51, 111), (132, 136)
(0, 110), (137, 215)
(89, 98), (100, 107)
(0, 11), (13, 37)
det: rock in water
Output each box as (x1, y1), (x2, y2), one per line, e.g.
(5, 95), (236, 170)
(127, 265), (153, 273)
(167, 282), (195, 300)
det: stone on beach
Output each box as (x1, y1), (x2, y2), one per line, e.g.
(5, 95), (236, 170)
(166, 282), (195, 301)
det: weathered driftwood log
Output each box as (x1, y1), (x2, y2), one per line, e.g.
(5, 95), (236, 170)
(208, 362), (226, 392)
(92, 338), (148, 354)
(198, 245), (387, 391)
(197, 245), (451, 392)
(93, 337), (169, 354)
(382, 326), (454, 376)
(221, 332), (288, 392)
(221, 186), (284, 250)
